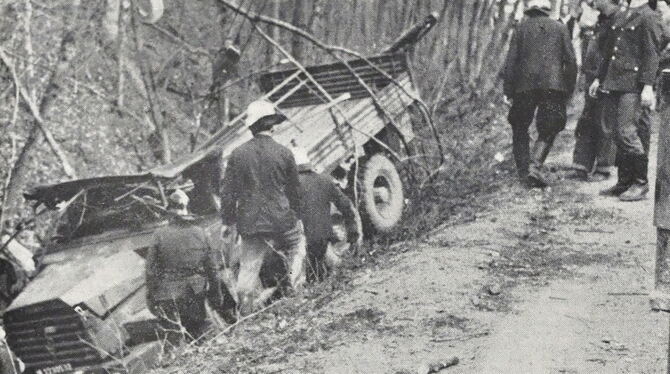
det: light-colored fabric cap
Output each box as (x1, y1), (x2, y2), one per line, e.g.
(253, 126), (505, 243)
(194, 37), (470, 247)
(528, 0), (552, 11)
(245, 100), (283, 128)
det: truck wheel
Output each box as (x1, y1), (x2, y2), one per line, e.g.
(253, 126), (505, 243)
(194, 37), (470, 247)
(360, 153), (404, 233)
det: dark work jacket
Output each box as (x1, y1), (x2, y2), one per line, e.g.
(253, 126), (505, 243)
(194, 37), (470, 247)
(220, 134), (301, 236)
(582, 14), (614, 88)
(298, 170), (357, 244)
(145, 218), (220, 301)
(503, 10), (578, 97)
(598, 4), (661, 92)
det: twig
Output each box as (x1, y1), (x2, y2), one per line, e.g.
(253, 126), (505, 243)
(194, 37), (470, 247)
(364, 289), (379, 295)
(146, 23), (210, 58)
(205, 299), (285, 347)
(431, 330), (489, 343)
(575, 228), (614, 234)
(607, 292), (649, 296)
(549, 296), (567, 300)
(563, 314), (593, 328)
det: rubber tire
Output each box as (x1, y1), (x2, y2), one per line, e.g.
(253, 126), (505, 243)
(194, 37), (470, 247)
(360, 153), (404, 233)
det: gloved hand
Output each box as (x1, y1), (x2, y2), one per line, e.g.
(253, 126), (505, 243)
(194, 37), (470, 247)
(589, 78), (600, 98)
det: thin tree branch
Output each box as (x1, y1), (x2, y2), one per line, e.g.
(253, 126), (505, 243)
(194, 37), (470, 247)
(0, 48), (77, 179)
(146, 23), (211, 58)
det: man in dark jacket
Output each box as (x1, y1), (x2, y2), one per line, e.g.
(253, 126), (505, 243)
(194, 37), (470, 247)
(146, 190), (222, 344)
(291, 148), (360, 281)
(571, 1), (620, 181)
(220, 100), (306, 315)
(590, 0), (661, 201)
(503, 0), (578, 187)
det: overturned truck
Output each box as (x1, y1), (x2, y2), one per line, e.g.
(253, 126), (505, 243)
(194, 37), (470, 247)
(4, 14), (441, 374)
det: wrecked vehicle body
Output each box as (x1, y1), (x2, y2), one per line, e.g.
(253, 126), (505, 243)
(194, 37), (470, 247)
(4, 14), (441, 374)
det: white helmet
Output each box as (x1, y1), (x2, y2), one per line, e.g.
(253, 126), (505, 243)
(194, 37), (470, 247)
(528, 0), (552, 11)
(245, 100), (287, 128)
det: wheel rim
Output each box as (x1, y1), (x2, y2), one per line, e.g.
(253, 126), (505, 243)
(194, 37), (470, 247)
(372, 175), (394, 219)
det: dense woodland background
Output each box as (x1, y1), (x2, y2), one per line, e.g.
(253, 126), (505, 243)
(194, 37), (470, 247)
(0, 0), (574, 236)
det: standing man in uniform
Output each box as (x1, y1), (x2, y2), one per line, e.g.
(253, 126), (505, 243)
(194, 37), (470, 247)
(504, 0), (578, 188)
(590, 0), (661, 201)
(220, 100), (306, 316)
(146, 190), (223, 344)
(571, 0), (621, 181)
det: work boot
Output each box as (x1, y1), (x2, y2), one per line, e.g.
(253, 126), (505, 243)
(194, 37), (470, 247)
(512, 138), (530, 181)
(619, 183), (649, 201)
(527, 139), (554, 188)
(619, 154), (649, 201)
(600, 155), (633, 196)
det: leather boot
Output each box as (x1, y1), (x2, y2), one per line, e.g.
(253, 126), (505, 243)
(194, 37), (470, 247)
(619, 154), (649, 201)
(600, 154), (633, 196)
(512, 137), (530, 180)
(527, 139), (554, 188)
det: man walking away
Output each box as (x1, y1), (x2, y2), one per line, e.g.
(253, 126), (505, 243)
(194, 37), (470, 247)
(570, 0), (621, 181)
(591, 0), (661, 201)
(504, 0), (578, 188)
(220, 100), (306, 316)
(292, 147), (360, 282)
(146, 190), (222, 345)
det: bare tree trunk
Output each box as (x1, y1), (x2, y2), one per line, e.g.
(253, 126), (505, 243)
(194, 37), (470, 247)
(1, 0), (81, 230)
(264, 0), (280, 66)
(129, 2), (171, 164)
(290, 0), (305, 61)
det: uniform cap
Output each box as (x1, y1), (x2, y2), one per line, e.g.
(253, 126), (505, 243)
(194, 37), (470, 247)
(168, 189), (189, 215)
(245, 100), (287, 128)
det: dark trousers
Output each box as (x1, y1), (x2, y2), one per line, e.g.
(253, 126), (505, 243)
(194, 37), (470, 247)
(156, 290), (208, 345)
(657, 228), (670, 295)
(306, 239), (329, 282)
(573, 92), (617, 173)
(602, 91), (649, 184)
(602, 92), (646, 156)
(508, 90), (567, 176)
(639, 105), (654, 156)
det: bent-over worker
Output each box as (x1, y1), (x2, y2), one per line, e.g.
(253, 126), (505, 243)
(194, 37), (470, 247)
(292, 147), (360, 281)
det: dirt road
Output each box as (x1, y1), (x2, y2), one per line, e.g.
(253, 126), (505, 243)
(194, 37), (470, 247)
(157, 113), (668, 374)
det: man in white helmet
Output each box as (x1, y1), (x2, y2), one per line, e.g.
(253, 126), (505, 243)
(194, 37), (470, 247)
(220, 100), (306, 315)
